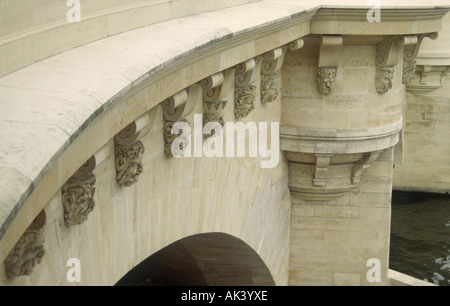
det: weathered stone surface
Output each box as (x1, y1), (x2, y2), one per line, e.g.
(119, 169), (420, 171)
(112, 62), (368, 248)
(0, 0), (448, 287)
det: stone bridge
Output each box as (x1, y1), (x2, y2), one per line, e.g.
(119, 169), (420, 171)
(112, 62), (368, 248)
(0, 0), (449, 286)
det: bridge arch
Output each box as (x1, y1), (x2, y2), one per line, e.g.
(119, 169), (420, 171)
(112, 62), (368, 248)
(115, 232), (275, 286)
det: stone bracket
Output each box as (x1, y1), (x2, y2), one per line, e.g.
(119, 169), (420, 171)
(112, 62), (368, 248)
(234, 57), (262, 119)
(200, 70), (233, 137)
(62, 172), (96, 226)
(4, 210), (46, 278)
(440, 66), (450, 84)
(162, 85), (201, 158)
(114, 113), (151, 185)
(162, 84), (202, 123)
(403, 32), (438, 63)
(319, 35), (343, 68)
(259, 38), (305, 104)
(375, 36), (404, 94)
(235, 57), (264, 88)
(114, 113), (151, 146)
(288, 38), (305, 52)
(200, 69), (234, 103)
(403, 33), (439, 84)
(261, 47), (287, 75)
(114, 140), (145, 187)
(62, 144), (109, 226)
(260, 47), (286, 104)
(420, 65), (433, 85)
(161, 90), (188, 122)
(376, 36), (403, 68)
(313, 154), (333, 186)
(351, 150), (383, 184)
(318, 35), (342, 95)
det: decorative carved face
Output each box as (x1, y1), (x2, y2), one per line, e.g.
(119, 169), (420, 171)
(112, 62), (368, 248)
(5, 230), (45, 278)
(376, 66), (395, 94)
(115, 141), (145, 187)
(62, 173), (96, 226)
(4, 211), (46, 278)
(318, 67), (336, 95)
(234, 85), (256, 119)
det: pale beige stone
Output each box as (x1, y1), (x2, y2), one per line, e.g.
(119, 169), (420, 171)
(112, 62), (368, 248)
(0, 0), (449, 287)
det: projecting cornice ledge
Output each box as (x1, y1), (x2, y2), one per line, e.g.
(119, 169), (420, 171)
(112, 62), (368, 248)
(280, 123), (402, 155)
(311, 6), (450, 35)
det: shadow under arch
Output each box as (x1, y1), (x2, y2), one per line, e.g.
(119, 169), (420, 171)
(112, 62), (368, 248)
(115, 232), (275, 286)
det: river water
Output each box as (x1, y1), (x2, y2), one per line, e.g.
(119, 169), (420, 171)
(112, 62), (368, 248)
(389, 190), (450, 286)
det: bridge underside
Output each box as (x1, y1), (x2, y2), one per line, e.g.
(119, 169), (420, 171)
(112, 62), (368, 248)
(115, 233), (275, 286)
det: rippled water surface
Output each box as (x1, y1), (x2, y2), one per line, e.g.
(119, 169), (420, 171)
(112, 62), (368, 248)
(389, 191), (450, 286)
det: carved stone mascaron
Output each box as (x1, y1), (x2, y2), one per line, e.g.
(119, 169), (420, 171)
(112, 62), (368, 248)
(234, 85), (257, 119)
(376, 66), (395, 94)
(62, 173), (96, 226)
(317, 67), (337, 95)
(115, 141), (145, 187)
(4, 211), (46, 278)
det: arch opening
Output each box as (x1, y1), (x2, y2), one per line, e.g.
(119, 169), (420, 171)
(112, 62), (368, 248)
(115, 233), (275, 286)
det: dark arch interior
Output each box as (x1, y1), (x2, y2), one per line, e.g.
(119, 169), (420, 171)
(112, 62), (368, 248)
(115, 232), (275, 286)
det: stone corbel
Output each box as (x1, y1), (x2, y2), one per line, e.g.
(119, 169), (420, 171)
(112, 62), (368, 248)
(4, 210), (46, 278)
(234, 58), (263, 118)
(318, 35), (342, 95)
(235, 58), (264, 88)
(161, 85), (202, 157)
(313, 154), (333, 186)
(375, 36), (403, 93)
(419, 65), (433, 85)
(403, 33), (439, 84)
(201, 70), (234, 103)
(260, 48), (284, 104)
(200, 70), (234, 136)
(114, 113), (150, 186)
(403, 33), (438, 63)
(440, 66), (450, 84)
(260, 42), (301, 104)
(62, 145), (109, 226)
(351, 150), (383, 184)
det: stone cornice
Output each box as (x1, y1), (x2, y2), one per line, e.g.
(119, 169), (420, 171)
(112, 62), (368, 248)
(311, 7), (449, 35)
(313, 7), (449, 22)
(280, 122), (402, 155)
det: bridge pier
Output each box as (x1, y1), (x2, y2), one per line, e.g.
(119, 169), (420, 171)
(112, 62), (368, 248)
(281, 35), (403, 285)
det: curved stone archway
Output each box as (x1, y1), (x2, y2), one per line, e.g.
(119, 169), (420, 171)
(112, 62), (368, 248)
(115, 232), (275, 286)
